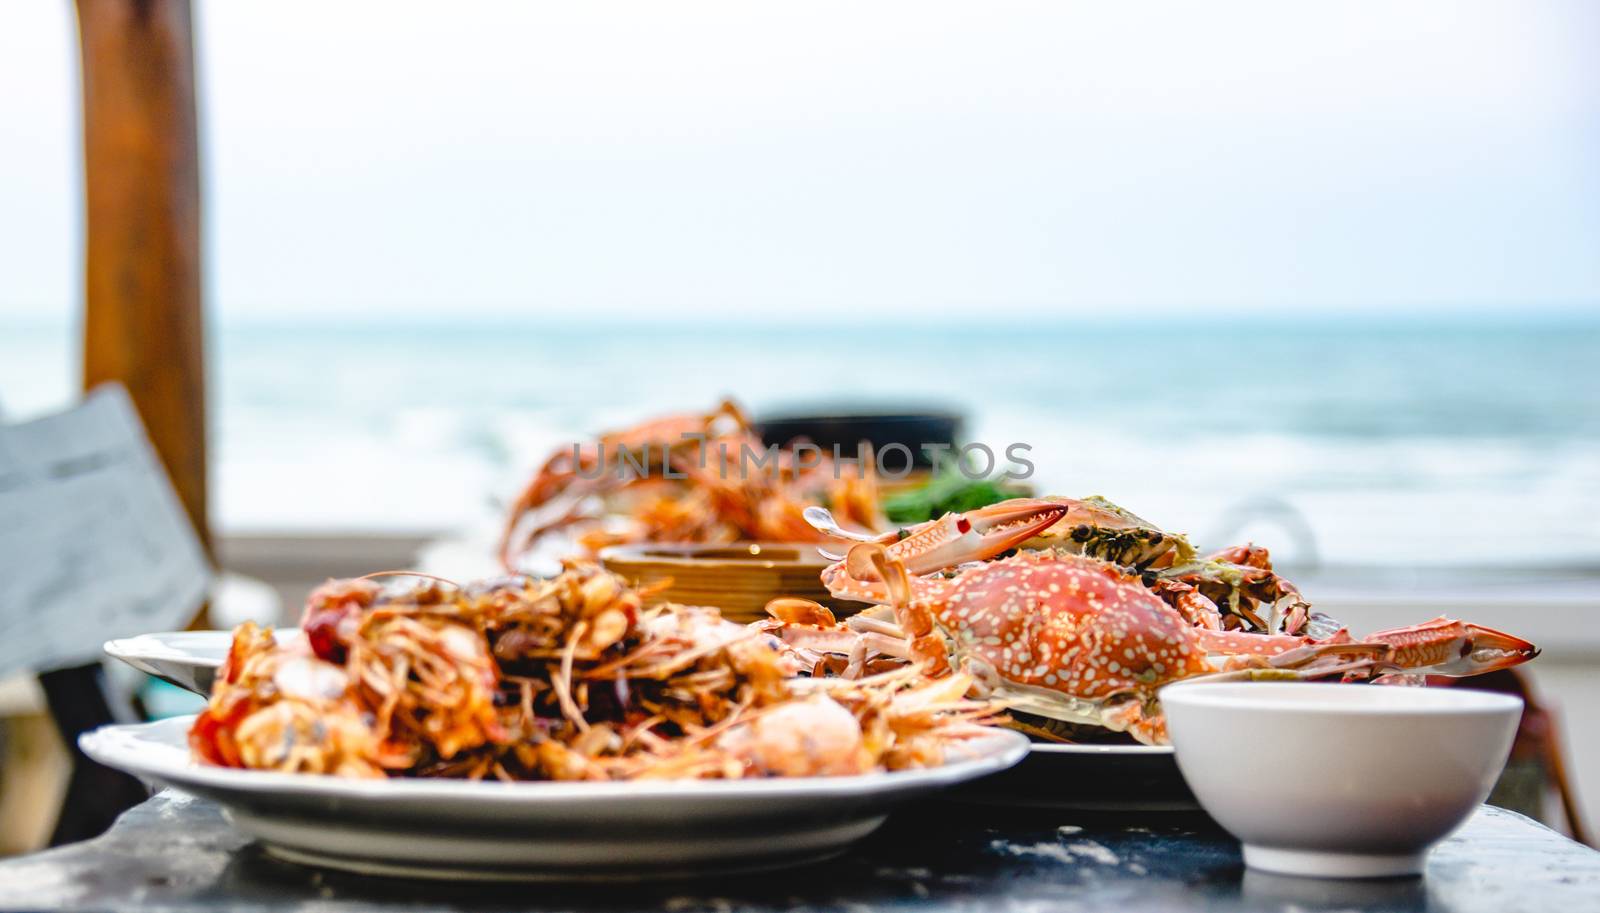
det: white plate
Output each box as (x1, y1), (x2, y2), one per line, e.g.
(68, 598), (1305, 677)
(105, 630), (302, 695)
(80, 716), (1029, 881)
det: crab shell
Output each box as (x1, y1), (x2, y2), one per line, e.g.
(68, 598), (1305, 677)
(927, 551), (1212, 715)
(1022, 495), (1196, 568)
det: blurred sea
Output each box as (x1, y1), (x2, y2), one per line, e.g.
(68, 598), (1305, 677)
(3, 317), (1597, 568)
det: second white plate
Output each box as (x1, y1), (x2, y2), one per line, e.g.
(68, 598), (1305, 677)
(105, 630), (300, 695)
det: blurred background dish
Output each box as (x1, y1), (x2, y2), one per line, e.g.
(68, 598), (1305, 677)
(753, 409), (962, 469)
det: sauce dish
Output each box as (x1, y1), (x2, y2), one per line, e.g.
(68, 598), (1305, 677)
(1162, 681), (1521, 878)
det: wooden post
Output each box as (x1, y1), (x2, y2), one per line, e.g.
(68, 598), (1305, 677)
(75, 0), (209, 553)
(52, 2), (208, 843)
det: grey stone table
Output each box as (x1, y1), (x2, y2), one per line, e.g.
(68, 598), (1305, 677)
(2, 791), (1597, 913)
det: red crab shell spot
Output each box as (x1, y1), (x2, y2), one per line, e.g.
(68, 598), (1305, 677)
(935, 554), (1209, 699)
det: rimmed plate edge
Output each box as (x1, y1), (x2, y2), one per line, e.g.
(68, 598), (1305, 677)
(81, 716), (1030, 803)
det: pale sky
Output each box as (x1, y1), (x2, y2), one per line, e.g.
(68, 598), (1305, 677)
(2, 1), (1598, 325)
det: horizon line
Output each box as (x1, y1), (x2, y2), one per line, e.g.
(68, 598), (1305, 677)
(6, 302), (1600, 333)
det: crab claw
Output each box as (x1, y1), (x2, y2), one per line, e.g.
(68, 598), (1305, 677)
(889, 499), (1071, 575)
(813, 499), (1071, 604)
(806, 498), (1070, 575)
(1449, 622), (1541, 675)
(1367, 617), (1539, 677)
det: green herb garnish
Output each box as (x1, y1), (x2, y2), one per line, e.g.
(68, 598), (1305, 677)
(882, 458), (1031, 524)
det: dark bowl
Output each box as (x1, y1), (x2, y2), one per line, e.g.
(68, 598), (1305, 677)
(752, 409), (964, 469)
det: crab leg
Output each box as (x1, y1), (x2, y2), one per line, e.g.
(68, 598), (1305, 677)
(844, 607), (904, 637)
(1366, 617), (1539, 676)
(761, 599), (919, 678)
(1194, 617), (1539, 678)
(850, 543), (951, 677)
(1195, 627), (1341, 658)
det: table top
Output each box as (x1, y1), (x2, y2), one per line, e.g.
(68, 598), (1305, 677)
(2, 791), (1597, 913)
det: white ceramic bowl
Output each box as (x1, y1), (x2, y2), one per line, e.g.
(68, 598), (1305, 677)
(1162, 682), (1521, 879)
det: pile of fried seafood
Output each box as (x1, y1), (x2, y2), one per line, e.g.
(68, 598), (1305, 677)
(190, 562), (998, 781)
